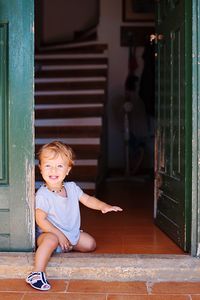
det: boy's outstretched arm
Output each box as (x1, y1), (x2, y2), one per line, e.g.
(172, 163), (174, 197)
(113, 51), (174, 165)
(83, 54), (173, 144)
(79, 193), (123, 214)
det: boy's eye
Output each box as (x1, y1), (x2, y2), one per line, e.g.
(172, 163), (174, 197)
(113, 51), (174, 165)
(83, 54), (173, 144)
(45, 164), (51, 168)
(57, 164), (63, 168)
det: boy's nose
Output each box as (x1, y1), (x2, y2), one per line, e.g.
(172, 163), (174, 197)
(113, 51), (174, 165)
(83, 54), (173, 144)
(50, 166), (57, 172)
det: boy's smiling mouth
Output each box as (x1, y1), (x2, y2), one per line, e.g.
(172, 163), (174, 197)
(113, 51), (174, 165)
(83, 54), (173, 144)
(49, 176), (59, 180)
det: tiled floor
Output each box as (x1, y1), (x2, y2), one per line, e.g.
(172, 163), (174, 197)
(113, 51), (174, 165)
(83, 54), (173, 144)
(1, 279), (200, 299)
(81, 180), (184, 254)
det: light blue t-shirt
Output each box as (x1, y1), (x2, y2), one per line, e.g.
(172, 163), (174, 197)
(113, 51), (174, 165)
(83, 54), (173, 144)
(35, 181), (84, 245)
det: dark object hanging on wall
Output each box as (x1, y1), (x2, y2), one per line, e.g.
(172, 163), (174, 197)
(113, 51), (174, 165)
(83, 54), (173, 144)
(139, 41), (155, 116)
(122, 0), (155, 22)
(125, 46), (138, 92)
(121, 26), (155, 47)
(132, 0), (154, 13)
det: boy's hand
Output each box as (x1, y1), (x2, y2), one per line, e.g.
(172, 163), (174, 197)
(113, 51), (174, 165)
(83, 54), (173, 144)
(101, 205), (123, 214)
(57, 232), (72, 252)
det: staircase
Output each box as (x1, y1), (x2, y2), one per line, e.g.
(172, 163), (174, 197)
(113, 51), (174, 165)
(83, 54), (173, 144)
(35, 42), (108, 195)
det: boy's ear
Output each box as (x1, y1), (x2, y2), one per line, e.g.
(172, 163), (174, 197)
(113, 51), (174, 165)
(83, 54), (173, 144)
(66, 167), (72, 175)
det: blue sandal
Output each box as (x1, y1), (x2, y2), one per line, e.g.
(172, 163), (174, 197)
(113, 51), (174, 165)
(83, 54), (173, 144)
(26, 271), (51, 291)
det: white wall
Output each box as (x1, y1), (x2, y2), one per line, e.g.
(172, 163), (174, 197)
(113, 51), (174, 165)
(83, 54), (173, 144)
(98, 0), (154, 170)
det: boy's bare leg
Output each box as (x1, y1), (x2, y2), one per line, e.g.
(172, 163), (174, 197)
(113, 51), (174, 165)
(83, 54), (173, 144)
(73, 232), (96, 252)
(33, 233), (59, 272)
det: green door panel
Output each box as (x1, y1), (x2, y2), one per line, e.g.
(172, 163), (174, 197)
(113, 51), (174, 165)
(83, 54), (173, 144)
(0, 23), (8, 184)
(0, 0), (34, 251)
(155, 0), (191, 251)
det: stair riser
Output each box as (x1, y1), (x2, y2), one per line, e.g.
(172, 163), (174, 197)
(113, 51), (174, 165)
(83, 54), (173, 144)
(35, 58), (108, 66)
(35, 94), (105, 104)
(36, 69), (107, 78)
(40, 44), (107, 54)
(35, 81), (106, 91)
(35, 127), (102, 138)
(35, 107), (103, 119)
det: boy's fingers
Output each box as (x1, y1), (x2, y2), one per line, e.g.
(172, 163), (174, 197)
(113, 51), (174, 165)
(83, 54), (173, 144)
(113, 206), (123, 211)
(101, 206), (123, 213)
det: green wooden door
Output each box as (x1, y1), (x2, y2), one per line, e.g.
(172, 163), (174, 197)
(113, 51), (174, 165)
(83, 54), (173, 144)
(155, 0), (191, 251)
(0, 0), (34, 251)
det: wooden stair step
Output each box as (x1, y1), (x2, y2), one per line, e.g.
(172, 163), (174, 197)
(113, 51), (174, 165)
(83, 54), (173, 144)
(37, 42), (108, 54)
(35, 79), (106, 91)
(35, 117), (102, 126)
(35, 94), (105, 105)
(35, 128), (101, 138)
(35, 89), (105, 96)
(35, 91), (105, 105)
(35, 117), (102, 138)
(35, 68), (107, 78)
(35, 66), (107, 76)
(35, 55), (108, 66)
(41, 64), (108, 71)
(35, 103), (104, 118)
(35, 137), (100, 145)
(70, 165), (97, 181)
(35, 53), (107, 59)
(35, 138), (100, 159)
(35, 77), (106, 83)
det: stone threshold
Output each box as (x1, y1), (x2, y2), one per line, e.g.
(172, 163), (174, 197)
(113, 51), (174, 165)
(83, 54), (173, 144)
(0, 253), (200, 282)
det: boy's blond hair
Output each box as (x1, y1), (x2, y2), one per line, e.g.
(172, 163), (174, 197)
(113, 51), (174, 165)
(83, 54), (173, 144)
(37, 141), (75, 167)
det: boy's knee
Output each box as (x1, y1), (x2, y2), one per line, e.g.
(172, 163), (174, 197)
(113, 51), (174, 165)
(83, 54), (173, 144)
(74, 233), (96, 252)
(45, 233), (59, 249)
(85, 237), (96, 252)
(89, 239), (96, 251)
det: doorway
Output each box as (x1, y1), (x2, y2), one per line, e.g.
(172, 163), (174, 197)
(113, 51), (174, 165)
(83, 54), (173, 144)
(34, 0), (191, 256)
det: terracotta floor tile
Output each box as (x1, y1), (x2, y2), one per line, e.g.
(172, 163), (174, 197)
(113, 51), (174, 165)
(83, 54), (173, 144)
(0, 279), (67, 293)
(0, 279), (31, 292)
(81, 181), (184, 255)
(107, 295), (190, 300)
(67, 280), (147, 294)
(64, 294), (106, 300)
(191, 296), (200, 299)
(121, 245), (184, 255)
(23, 293), (66, 300)
(0, 292), (24, 300)
(152, 282), (200, 294)
(45, 279), (68, 292)
(23, 293), (106, 300)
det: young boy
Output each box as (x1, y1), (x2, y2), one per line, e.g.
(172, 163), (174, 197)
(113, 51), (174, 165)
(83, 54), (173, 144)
(26, 141), (122, 291)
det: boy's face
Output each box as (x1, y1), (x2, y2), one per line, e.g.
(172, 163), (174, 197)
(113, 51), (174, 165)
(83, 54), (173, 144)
(39, 152), (71, 188)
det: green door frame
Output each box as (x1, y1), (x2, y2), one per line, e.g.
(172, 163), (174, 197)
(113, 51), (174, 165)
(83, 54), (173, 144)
(0, 0), (35, 251)
(191, 0), (200, 257)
